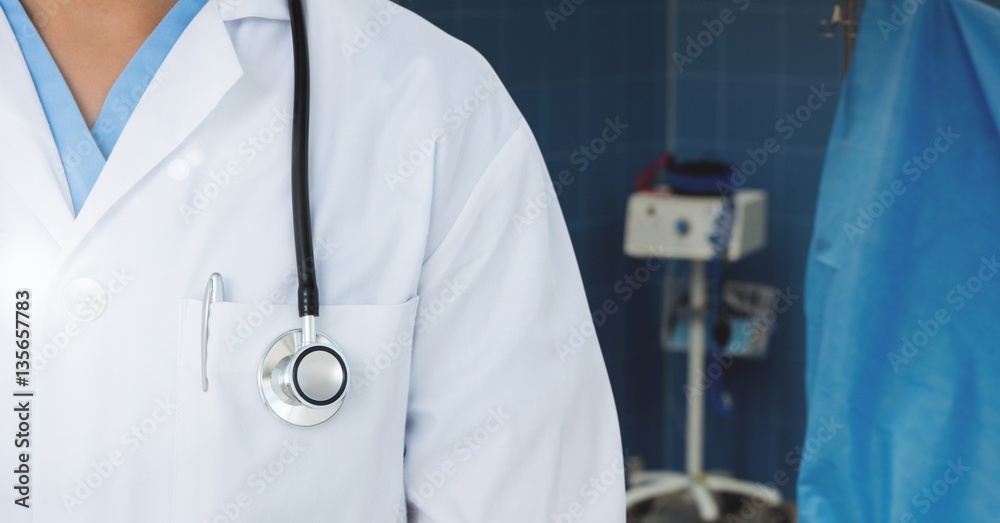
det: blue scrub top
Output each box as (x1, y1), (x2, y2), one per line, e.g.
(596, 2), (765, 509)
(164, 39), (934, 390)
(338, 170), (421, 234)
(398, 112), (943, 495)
(0, 0), (209, 215)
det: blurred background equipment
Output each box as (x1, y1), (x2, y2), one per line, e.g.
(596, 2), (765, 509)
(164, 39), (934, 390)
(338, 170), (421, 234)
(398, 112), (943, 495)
(818, 0), (862, 76)
(623, 156), (780, 520)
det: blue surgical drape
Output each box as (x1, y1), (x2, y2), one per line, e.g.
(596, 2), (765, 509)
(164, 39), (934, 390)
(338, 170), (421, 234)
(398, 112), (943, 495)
(802, 0), (1000, 521)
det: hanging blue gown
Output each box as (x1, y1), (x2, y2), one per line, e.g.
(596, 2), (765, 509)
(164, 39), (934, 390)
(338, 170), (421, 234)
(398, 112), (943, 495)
(802, 0), (1000, 520)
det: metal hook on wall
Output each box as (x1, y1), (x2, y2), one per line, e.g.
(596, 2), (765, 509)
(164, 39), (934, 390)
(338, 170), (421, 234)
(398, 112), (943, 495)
(819, 1), (861, 77)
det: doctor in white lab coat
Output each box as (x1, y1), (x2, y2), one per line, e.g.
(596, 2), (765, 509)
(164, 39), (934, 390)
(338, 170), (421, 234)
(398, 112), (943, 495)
(0, 0), (624, 521)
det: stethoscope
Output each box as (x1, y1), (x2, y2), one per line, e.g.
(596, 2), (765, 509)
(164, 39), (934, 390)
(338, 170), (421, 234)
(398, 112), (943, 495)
(201, 0), (350, 428)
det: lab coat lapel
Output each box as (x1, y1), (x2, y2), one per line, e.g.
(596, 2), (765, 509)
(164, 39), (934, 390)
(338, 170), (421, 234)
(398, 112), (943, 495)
(0, 16), (76, 247)
(68, 0), (244, 248)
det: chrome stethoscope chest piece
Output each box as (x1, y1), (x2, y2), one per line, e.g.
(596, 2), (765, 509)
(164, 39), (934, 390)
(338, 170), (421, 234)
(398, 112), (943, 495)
(258, 328), (350, 427)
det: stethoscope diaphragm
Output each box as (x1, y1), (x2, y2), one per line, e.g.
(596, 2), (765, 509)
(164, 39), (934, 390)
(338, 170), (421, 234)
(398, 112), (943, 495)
(258, 326), (350, 427)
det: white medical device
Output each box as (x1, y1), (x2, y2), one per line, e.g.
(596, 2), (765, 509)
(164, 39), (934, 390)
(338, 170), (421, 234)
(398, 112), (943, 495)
(623, 189), (782, 521)
(623, 189), (767, 260)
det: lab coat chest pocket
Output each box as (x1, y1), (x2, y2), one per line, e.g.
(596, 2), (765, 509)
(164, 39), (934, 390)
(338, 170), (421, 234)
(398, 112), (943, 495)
(172, 297), (419, 522)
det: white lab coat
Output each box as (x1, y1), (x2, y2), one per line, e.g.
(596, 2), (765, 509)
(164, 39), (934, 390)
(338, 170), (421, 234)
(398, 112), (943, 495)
(0, 0), (624, 521)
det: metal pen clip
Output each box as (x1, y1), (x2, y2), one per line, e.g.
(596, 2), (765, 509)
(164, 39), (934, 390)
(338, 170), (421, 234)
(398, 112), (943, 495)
(201, 273), (225, 392)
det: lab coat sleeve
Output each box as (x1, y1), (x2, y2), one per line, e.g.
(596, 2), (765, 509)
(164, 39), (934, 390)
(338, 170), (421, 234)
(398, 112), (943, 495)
(403, 119), (625, 522)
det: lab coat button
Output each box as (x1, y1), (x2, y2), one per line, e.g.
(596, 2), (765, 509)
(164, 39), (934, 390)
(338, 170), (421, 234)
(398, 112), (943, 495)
(63, 278), (109, 322)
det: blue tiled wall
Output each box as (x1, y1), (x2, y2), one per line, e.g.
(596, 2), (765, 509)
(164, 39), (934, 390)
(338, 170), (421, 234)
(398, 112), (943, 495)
(408, 0), (846, 500)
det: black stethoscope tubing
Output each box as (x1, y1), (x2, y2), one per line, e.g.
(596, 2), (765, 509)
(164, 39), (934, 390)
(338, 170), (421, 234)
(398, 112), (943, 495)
(288, 0), (320, 319)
